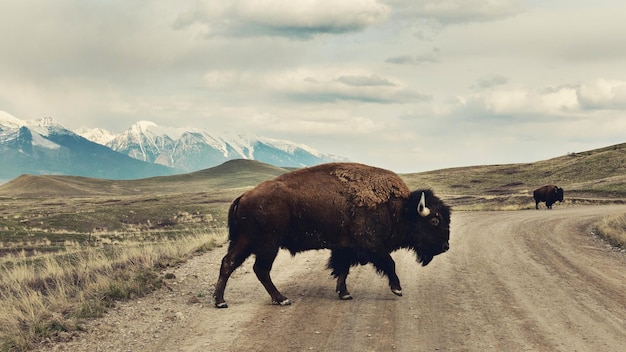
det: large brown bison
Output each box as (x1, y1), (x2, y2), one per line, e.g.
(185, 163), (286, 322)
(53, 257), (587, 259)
(533, 185), (564, 209)
(214, 162), (451, 308)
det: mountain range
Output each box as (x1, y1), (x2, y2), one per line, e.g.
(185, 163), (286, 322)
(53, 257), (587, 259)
(0, 111), (345, 183)
(81, 120), (345, 172)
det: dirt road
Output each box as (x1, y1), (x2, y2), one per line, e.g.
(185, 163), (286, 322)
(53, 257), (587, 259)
(40, 205), (626, 352)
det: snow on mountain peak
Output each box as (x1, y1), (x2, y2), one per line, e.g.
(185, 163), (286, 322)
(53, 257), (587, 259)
(25, 117), (66, 136)
(259, 136), (322, 157)
(131, 120), (157, 132)
(0, 111), (25, 129)
(35, 117), (56, 126)
(31, 132), (61, 149)
(100, 121), (344, 171)
(75, 127), (117, 145)
(0, 113), (62, 149)
(1, 114), (346, 176)
(129, 120), (191, 140)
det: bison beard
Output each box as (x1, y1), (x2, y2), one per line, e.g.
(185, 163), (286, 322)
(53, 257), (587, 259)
(214, 163), (451, 308)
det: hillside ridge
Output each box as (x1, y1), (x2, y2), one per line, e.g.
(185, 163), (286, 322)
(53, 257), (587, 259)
(1, 142), (625, 202)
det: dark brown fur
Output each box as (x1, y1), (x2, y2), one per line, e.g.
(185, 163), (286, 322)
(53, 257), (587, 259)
(533, 185), (564, 209)
(214, 162), (451, 308)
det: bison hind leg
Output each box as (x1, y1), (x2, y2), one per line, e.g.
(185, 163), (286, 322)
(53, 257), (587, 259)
(214, 241), (253, 308)
(253, 250), (292, 306)
(328, 248), (361, 300)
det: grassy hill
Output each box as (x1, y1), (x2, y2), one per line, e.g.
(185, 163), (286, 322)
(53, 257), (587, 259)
(1, 144), (625, 351)
(0, 159), (288, 198)
(0, 160), (289, 252)
(1, 143), (625, 245)
(402, 142), (626, 210)
(3, 143), (626, 200)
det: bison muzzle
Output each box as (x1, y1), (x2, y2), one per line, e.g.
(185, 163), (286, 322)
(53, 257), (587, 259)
(214, 162), (451, 308)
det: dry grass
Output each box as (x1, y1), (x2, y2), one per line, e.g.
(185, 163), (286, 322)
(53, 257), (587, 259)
(0, 229), (226, 351)
(1, 148), (626, 350)
(595, 214), (626, 249)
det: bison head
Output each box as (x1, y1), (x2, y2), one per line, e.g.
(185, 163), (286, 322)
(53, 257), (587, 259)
(406, 190), (451, 266)
(555, 187), (564, 203)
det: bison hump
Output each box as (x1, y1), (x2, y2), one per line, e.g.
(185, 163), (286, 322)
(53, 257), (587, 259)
(331, 164), (410, 208)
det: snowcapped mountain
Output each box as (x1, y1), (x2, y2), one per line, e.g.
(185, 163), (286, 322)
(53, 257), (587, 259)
(0, 112), (176, 182)
(80, 120), (346, 172)
(1, 111), (346, 183)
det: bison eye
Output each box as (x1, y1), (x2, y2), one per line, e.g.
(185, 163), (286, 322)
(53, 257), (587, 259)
(430, 217), (440, 226)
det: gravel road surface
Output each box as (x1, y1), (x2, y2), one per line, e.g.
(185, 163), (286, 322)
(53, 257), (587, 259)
(38, 205), (626, 352)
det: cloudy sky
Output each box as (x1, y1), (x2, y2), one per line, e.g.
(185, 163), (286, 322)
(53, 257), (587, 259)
(2, 0), (626, 173)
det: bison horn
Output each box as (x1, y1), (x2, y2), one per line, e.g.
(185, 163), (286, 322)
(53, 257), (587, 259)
(418, 192), (430, 217)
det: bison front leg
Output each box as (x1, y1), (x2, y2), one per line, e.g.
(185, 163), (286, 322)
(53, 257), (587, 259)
(335, 270), (353, 300)
(328, 249), (354, 300)
(253, 250), (291, 306)
(371, 253), (402, 297)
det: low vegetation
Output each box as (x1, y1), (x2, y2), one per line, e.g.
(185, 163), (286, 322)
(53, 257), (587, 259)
(0, 146), (625, 350)
(594, 213), (626, 249)
(0, 230), (225, 351)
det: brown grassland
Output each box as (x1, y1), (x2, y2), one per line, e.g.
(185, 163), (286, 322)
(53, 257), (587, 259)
(0, 145), (625, 351)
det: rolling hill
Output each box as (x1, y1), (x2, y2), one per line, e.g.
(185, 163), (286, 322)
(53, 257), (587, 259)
(402, 143), (626, 195)
(0, 159), (289, 198)
(1, 142), (625, 206)
(0, 144), (624, 253)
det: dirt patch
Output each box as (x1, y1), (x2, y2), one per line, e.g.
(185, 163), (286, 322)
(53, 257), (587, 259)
(35, 205), (626, 352)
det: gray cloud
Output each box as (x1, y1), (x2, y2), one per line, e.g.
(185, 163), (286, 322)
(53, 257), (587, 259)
(2, 1), (626, 173)
(173, 1), (390, 39)
(336, 74), (396, 87)
(386, 54), (439, 65)
(475, 75), (509, 89)
(385, 0), (526, 25)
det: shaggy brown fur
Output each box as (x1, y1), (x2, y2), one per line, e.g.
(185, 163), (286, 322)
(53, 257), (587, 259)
(330, 163), (410, 208)
(214, 162), (451, 308)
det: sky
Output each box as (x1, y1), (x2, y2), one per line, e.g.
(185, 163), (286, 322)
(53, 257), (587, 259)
(2, 0), (626, 173)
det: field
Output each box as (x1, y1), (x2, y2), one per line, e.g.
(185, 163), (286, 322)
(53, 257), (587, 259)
(1, 146), (626, 351)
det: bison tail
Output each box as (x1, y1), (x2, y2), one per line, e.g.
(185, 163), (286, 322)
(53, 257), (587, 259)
(227, 195), (243, 242)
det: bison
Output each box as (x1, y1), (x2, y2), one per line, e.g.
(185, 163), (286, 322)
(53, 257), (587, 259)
(214, 162), (451, 308)
(533, 185), (564, 209)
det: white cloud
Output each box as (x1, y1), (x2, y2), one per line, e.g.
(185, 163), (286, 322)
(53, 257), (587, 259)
(577, 79), (626, 109)
(2, 1), (626, 173)
(238, 0), (389, 30)
(250, 111), (382, 135)
(202, 68), (429, 104)
(451, 79), (626, 119)
(459, 85), (580, 118)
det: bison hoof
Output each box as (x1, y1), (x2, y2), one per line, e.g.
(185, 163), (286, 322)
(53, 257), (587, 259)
(273, 298), (292, 306)
(215, 302), (229, 309)
(391, 289), (403, 297)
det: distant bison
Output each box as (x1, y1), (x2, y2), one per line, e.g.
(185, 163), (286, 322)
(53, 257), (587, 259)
(214, 162), (451, 308)
(533, 185), (564, 209)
